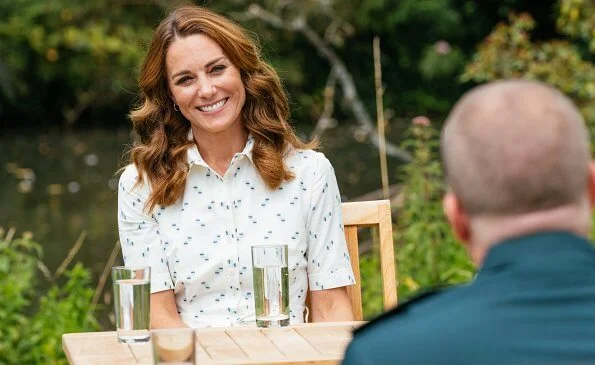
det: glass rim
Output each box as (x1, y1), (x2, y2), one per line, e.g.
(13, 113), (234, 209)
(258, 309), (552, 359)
(251, 244), (288, 249)
(111, 265), (151, 271)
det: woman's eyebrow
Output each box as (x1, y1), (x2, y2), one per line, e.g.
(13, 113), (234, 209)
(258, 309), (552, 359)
(171, 70), (190, 79)
(204, 56), (227, 68)
(170, 56), (228, 79)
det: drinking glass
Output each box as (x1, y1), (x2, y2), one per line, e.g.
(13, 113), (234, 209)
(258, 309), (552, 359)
(251, 244), (289, 327)
(152, 328), (195, 364)
(112, 266), (151, 343)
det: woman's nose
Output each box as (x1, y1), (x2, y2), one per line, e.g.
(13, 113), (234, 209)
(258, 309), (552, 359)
(197, 77), (215, 98)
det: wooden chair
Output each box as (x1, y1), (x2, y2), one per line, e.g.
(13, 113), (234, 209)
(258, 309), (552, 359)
(306, 200), (398, 321)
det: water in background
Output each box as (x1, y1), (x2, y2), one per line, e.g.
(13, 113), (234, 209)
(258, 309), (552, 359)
(0, 125), (402, 326)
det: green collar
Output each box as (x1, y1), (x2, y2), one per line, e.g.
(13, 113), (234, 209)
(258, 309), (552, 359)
(479, 231), (593, 273)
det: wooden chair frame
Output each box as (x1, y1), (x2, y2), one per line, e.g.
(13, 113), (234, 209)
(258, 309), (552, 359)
(342, 200), (397, 320)
(306, 200), (397, 321)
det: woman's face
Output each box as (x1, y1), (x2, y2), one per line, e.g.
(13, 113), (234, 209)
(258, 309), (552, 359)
(166, 34), (246, 138)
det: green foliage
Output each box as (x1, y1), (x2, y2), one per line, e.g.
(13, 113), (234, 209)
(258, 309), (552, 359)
(0, 233), (39, 363)
(0, 231), (99, 365)
(419, 43), (466, 81)
(394, 123), (474, 300)
(557, 0), (595, 52)
(0, 0), (170, 125)
(1, 0), (536, 130)
(329, 0), (479, 114)
(360, 122), (474, 319)
(461, 8), (595, 131)
(359, 253), (384, 318)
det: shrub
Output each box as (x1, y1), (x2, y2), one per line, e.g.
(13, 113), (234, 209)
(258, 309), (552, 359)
(360, 121), (475, 319)
(461, 9), (595, 134)
(0, 230), (99, 365)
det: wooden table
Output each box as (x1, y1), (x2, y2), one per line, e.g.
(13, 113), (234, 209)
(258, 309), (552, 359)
(62, 321), (363, 364)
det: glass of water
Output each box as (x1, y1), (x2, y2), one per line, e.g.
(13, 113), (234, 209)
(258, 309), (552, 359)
(112, 266), (151, 343)
(152, 328), (195, 364)
(251, 244), (289, 327)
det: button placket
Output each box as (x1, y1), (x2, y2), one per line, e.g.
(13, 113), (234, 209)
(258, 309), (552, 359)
(223, 173), (242, 317)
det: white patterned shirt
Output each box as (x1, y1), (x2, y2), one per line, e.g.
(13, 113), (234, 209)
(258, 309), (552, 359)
(118, 135), (355, 327)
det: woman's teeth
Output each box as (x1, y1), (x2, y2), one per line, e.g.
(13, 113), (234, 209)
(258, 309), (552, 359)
(198, 98), (227, 112)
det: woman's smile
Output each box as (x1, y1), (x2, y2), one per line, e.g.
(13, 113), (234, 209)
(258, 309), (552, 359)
(197, 97), (228, 113)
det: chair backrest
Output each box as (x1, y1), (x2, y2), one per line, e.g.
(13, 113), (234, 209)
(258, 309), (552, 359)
(305, 200), (398, 321)
(341, 199), (397, 320)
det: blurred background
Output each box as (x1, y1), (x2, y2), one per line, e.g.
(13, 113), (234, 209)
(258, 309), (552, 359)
(0, 0), (593, 363)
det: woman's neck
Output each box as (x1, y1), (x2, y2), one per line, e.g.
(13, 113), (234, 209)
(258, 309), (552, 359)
(191, 126), (248, 177)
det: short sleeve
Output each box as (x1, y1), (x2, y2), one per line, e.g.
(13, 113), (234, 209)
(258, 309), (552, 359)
(118, 164), (173, 294)
(306, 154), (356, 291)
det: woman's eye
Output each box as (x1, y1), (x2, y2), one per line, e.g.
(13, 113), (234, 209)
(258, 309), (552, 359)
(176, 76), (191, 85)
(211, 65), (226, 73)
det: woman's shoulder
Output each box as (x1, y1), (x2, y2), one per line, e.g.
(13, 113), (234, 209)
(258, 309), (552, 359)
(286, 148), (335, 175)
(118, 163), (151, 192)
(286, 148), (326, 164)
(288, 147), (331, 160)
(119, 163), (140, 184)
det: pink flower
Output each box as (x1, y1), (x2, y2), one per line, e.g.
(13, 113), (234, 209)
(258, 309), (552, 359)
(434, 40), (451, 55)
(412, 116), (431, 126)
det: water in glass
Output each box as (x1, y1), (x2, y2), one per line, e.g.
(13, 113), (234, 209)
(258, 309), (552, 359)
(114, 277), (150, 342)
(252, 244), (289, 327)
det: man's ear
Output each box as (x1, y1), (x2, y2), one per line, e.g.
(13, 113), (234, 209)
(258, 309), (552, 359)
(588, 161), (595, 208)
(443, 192), (471, 243)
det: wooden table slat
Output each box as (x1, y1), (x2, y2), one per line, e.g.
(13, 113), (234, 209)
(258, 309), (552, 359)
(261, 327), (324, 360)
(226, 328), (286, 361)
(129, 342), (154, 364)
(194, 336), (215, 362)
(196, 330), (249, 361)
(63, 332), (137, 364)
(294, 325), (354, 356)
(62, 321), (363, 365)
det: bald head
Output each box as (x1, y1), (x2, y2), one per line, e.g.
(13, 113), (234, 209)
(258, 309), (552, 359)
(442, 80), (590, 217)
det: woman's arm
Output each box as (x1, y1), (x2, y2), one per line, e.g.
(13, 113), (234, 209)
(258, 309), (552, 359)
(304, 154), (356, 322)
(118, 166), (179, 327)
(310, 286), (354, 322)
(151, 290), (188, 328)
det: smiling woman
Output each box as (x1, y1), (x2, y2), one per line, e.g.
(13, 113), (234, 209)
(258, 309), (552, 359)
(119, 5), (355, 329)
(166, 33), (247, 172)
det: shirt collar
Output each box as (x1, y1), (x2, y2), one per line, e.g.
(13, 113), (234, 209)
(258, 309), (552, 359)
(186, 129), (255, 167)
(479, 231), (593, 273)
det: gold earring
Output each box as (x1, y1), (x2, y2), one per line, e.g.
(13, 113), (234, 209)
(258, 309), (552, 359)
(173, 103), (179, 112)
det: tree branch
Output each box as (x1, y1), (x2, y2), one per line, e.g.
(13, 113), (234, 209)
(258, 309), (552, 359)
(311, 67), (338, 139)
(244, 4), (411, 162)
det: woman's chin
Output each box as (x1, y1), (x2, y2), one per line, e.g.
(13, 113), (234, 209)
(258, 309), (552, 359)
(190, 119), (243, 136)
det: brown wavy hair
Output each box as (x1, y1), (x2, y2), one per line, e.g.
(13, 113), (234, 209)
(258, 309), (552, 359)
(128, 5), (316, 211)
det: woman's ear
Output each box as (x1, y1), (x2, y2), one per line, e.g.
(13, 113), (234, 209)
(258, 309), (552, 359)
(443, 192), (471, 244)
(168, 93), (177, 109)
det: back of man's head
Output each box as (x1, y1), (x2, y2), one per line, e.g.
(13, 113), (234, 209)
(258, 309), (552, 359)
(441, 79), (590, 218)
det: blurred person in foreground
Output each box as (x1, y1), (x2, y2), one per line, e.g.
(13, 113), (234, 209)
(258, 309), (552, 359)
(343, 79), (595, 365)
(118, 5), (355, 329)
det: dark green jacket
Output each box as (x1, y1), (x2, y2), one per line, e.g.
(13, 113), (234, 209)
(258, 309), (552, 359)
(343, 231), (595, 365)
